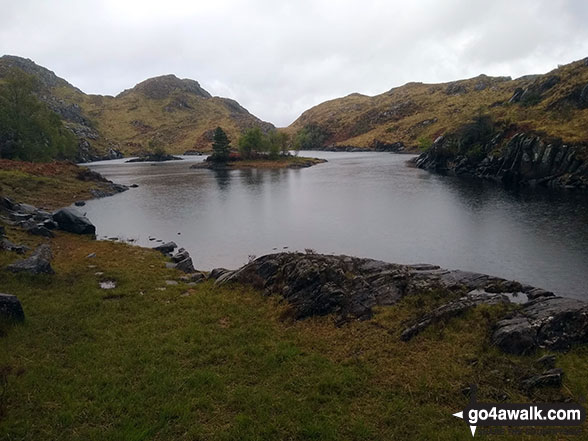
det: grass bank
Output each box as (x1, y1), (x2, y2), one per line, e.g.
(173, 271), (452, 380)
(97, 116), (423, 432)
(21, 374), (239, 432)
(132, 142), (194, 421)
(0, 160), (117, 210)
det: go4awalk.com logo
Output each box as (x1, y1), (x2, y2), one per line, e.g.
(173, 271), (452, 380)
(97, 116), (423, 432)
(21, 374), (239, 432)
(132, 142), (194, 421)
(452, 387), (585, 437)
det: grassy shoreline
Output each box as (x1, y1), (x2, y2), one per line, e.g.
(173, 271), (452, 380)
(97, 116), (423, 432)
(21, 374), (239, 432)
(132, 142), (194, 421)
(1, 160), (588, 440)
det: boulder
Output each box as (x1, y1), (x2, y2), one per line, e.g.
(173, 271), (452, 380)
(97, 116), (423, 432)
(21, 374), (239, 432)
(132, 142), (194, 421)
(52, 207), (96, 235)
(171, 248), (190, 263)
(175, 257), (195, 273)
(153, 241), (177, 254)
(6, 244), (54, 275)
(0, 293), (25, 322)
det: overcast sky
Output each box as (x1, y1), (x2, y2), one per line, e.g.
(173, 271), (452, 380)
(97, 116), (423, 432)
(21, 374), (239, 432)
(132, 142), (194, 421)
(1, 0), (587, 127)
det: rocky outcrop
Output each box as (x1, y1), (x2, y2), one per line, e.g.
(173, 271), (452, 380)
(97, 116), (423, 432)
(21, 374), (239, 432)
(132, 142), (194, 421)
(414, 132), (588, 190)
(0, 293), (25, 322)
(215, 253), (555, 322)
(52, 208), (96, 235)
(213, 253), (588, 355)
(6, 244), (54, 275)
(492, 297), (588, 354)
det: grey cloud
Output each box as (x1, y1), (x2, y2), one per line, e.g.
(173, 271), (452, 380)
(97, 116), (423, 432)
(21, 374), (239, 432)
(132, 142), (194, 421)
(0, 0), (587, 126)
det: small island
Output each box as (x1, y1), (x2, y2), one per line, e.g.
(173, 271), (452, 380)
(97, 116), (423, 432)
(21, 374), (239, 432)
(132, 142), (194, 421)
(125, 140), (183, 163)
(190, 127), (327, 170)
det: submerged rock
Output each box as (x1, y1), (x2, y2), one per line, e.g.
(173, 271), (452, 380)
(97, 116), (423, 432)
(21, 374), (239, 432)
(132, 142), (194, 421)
(6, 244), (54, 275)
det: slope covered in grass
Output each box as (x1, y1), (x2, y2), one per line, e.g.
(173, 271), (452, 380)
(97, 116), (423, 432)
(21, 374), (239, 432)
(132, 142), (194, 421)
(0, 56), (273, 159)
(287, 57), (588, 151)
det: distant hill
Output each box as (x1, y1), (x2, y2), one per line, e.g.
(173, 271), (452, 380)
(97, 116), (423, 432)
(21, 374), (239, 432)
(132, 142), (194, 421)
(0, 55), (274, 161)
(287, 57), (588, 152)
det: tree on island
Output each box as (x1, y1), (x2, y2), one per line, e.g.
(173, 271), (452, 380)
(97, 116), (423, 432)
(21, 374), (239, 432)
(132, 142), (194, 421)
(238, 127), (266, 159)
(210, 126), (231, 162)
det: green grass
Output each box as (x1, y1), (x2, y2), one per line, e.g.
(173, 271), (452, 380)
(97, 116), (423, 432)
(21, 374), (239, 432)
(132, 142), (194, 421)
(0, 160), (113, 210)
(1, 227), (587, 440)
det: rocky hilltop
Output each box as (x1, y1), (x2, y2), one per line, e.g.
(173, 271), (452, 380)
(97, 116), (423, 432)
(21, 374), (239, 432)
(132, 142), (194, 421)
(0, 55), (274, 161)
(286, 57), (588, 154)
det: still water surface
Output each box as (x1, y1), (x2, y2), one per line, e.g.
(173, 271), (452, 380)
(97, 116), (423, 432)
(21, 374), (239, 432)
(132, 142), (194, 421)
(84, 152), (588, 299)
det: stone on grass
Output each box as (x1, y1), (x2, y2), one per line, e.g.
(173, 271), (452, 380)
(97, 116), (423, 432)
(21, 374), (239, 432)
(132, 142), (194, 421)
(0, 293), (25, 322)
(6, 244), (54, 275)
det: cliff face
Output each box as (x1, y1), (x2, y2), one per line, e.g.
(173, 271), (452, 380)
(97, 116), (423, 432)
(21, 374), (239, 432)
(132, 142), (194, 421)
(0, 56), (274, 161)
(414, 131), (588, 190)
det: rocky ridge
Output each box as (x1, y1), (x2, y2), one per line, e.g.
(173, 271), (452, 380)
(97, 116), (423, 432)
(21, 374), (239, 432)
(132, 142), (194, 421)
(213, 252), (587, 355)
(414, 131), (588, 189)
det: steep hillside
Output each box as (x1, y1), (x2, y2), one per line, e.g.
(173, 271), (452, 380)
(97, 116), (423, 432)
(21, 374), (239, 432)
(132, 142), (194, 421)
(0, 56), (274, 160)
(287, 57), (588, 151)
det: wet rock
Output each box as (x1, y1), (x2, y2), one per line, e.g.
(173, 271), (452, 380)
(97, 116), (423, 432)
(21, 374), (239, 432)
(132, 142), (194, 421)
(6, 244), (54, 275)
(154, 241), (177, 254)
(52, 207), (96, 235)
(171, 248), (190, 263)
(175, 257), (195, 273)
(0, 293), (25, 322)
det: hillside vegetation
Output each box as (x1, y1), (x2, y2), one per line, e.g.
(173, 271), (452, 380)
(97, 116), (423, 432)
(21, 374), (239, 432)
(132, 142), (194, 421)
(0, 56), (274, 160)
(287, 58), (588, 151)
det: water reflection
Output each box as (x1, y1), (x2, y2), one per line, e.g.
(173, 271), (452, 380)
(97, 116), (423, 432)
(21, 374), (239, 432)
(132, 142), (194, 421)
(84, 152), (588, 300)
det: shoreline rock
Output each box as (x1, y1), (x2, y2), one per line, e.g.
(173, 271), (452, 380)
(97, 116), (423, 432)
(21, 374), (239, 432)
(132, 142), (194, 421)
(414, 131), (588, 190)
(213, 252), (587, 354)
